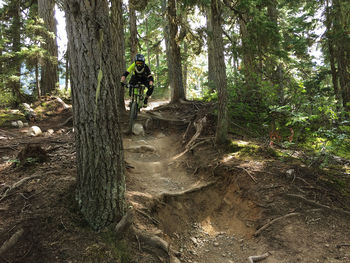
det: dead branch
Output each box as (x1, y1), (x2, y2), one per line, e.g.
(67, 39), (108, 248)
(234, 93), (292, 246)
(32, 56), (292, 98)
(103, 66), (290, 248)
(0, 175), (41, 202)
(0, 228), (24, 255)
(254, 212), (301, 237)
(285, 194), (350, 217)
(185, 116), (206, 150)
(182, 121), (192, 143)
(248, 252), (270, 263)
(242, 168), (257, 183)
(173, 117), (207, 160)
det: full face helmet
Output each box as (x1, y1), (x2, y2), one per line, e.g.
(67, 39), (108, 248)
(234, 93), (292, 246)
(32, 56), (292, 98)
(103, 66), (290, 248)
(135, 54), (145, 73)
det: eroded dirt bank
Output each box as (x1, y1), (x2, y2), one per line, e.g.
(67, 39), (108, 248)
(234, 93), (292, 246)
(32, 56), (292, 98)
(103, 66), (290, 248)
(1, 100), (350, 263)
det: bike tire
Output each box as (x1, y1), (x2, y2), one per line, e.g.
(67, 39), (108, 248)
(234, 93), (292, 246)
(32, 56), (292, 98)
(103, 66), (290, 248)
(128, 101), (138, 133)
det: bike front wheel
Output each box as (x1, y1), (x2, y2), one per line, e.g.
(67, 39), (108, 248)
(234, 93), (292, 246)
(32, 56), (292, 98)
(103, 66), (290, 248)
(128, 101), (138, 133)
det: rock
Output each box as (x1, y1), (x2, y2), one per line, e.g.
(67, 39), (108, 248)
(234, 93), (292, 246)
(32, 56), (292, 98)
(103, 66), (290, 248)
(23, 122), (29, 127)
(27, 126), (42, 137)
(11, 121), (18, 127)
(47, 129), (54, 134)
(17, 120), (24, 128)
(132, 123), (145, 136)
(213, 242), (219, 247)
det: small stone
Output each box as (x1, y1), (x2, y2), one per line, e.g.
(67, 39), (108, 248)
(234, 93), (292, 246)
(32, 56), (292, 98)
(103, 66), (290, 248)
(27, 126), (42, 137)
(17, 120), (24, 128)
(213, 242), (219, 247)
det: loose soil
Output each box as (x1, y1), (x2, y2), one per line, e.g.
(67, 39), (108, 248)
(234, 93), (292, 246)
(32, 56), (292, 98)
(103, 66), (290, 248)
(1, 99), (350, 263)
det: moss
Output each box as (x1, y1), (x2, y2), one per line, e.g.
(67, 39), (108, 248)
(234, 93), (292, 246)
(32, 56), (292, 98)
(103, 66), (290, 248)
(100, 230), (131, 263)
(0, 110), (25, 127)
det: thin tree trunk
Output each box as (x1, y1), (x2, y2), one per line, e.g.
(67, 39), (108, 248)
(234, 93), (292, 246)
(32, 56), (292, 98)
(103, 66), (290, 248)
(206, 7), (215, 93)
(168, 0), (184, 103)
(162, 0), (172, 92)
(38, 0), (58, 95)
(63, 0), (126, 230)
(65, 44), (69, 92)
(211, 0), (228, 145)
(10, 0), (22, 105)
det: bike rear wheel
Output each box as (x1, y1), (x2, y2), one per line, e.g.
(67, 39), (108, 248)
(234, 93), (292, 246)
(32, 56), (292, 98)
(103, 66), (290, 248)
(128, 101), (138, 133)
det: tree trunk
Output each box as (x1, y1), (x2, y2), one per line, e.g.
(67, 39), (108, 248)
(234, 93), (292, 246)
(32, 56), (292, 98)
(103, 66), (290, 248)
(211, 0), (228, 145)
(38, 0), (58, 95)
(162, 0), (172, 92)
(239, 14), (259, 102)
(9, 0), (22, 105)
(129, 2), (138, 62)
(63, 0), (126, 230)
(65, 44), (69, 92)
(206, 7), (215, 94)
(325, 0), (340, 103)
(183, 41), (188, 97)
(333, 0), (350, 110)
(168, 0), (185, 103)
(111, 0), (126, 113)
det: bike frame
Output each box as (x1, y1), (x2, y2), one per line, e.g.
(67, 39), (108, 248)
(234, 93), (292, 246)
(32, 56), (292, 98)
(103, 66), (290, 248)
(128, 82), (145, 133)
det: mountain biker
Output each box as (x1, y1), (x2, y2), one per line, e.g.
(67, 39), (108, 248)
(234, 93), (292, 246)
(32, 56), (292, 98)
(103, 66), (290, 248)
(120, 54), (154, 107)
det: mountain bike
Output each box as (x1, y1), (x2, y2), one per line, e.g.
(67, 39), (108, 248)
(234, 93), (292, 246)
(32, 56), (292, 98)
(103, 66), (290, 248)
(125, 82), (145, 133)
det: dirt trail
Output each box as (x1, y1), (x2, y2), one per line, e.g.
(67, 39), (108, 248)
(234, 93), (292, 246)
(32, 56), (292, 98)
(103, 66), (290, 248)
(1, 100), (350, 263)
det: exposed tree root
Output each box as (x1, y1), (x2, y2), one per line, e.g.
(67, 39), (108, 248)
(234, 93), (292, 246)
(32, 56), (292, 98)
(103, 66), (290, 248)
(0, 175), (41, 202)
(115, 209), (134, 238)
(254, 212), (301, 237)
(0, 228), (24, 255)
(285, 194), (350, 217)
(157, 180), (217, 203)
(248, 252), (270, 262)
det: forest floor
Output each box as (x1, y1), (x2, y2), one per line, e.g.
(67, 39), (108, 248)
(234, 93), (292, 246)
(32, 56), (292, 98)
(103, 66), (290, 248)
(1, 97), (350, 263)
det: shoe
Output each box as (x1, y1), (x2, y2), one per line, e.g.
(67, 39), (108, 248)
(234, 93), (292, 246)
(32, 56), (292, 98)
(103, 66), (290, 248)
(143, 97), (148, 107)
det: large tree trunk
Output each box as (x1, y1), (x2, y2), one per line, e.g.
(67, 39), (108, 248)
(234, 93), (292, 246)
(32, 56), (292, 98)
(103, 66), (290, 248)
(325, 0), (340, 103)
(211, 0), (228, 145)
(333, 0), (350, 110)
(168, 0), (185, 103)
(129, 2), (138, 62)
(63, 0), (126, 230)
(111, 0), (126, 113)
(38, 0), (58, 95)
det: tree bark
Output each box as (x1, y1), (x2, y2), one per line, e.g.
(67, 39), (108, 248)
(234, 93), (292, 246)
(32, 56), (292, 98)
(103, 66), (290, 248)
(162, 0), (172, 91)
(38, 0), (58, 95)
(111, 0), (126, 113)
(211, 0), (228, 145)
(206, 7), (216, 94)
(168, 0), (185, 103)
(129, 1), (138, 62)
(333, 0), (350, 110)
(63, 0), (126, 230)
(9, 0), (22, 105)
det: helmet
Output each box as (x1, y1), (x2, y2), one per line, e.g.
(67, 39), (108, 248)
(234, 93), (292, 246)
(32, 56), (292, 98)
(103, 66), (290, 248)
(135, 54), (145, 73)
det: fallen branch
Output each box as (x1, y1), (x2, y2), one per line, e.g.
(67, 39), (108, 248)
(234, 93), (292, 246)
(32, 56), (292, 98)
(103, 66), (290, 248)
(0, 228), (24, 255)
(285, 194), (350, 217)
(185, 116), (206, 150)
(242, 168), (257, 183)
(182, 121), (192, 143)
(173, 117), (207, 159)
(248, 252), (270, 263)
(0, 175), (41, 202)
(254, 212), (301, 237)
